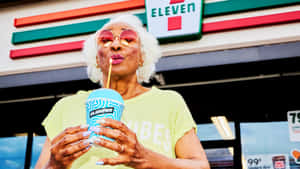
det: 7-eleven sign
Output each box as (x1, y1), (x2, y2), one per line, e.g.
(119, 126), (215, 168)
(145, 0), (203, 43)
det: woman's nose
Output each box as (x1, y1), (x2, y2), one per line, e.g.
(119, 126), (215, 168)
(110, 38), (122, 51)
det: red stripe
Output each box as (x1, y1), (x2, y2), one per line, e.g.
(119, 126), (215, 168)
(170, 0), (185, 4)
(10, 11), (300, 59)
(203, 10), (300, 32)
(10, 41), (84, 59)
(14, 0), (144, 27)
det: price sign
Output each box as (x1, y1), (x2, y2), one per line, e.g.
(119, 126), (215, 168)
(245, 154), (290, 169)
(246, 155), (272, 169)
(247, 157), (263, 167)
(288, 110), (300, 142)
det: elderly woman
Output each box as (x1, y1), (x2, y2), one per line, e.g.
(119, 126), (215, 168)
(35, 15), (210, 169)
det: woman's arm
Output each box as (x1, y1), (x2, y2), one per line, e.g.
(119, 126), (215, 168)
(35, 137), (51, 169)
(146, 128), (210, 169)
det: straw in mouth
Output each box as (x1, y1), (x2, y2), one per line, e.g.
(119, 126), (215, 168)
(106, 58), (113, 88)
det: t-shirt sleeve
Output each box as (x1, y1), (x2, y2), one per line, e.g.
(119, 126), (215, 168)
(42, 99), (64, 141)
(171, 91), (197, 149)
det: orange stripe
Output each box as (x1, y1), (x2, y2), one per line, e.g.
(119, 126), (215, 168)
(14, 0), (145, 27)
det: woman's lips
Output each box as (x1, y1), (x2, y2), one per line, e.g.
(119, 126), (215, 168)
(110, 54), (124, 65)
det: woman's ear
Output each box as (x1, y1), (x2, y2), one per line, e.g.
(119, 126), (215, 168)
(139, 52), (144, 67)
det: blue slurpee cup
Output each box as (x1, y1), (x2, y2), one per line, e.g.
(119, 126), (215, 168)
(86, 88), (124, 142)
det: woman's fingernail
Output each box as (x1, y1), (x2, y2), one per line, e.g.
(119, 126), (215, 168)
(83, 139), (90, 145)
(88, 138), (95, 144)
(94, 138), (101, 144)
(85, 145), (91, 150)
(97, 119), (106, 124)
(81, 124), (89, 129)
(83, 131), (92, 137)
(96, 161), (104, 165)
(90, 126), (101, 133)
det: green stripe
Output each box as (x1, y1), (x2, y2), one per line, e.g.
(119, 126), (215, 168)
(12, 19), (109, 44)
(12, 14), (147, 44)
(12, 0), (300, 44)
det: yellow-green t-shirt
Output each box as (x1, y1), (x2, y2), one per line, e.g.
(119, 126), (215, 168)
(42, 86), (197, 169)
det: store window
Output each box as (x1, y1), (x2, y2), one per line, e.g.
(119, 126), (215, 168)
(197, 116), (235, 141)
(205, 148), (234, 169)
(31, 136), (46, 169)
(197, 116), (236, 168)
(0, 136), (27, 169)
(241, 122), (300, 169)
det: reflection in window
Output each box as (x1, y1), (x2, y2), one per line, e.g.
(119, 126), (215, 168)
(205, 148), (234, 169)
(0, 136), (27, 169)
(197, 116), (235, 168)
(241, 122), (300, 169)
(197, 116), (235, 141)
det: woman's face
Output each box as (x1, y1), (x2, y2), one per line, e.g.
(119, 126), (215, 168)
(96, 22), (143, 79)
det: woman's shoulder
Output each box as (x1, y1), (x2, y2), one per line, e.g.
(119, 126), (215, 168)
(152, 87), (184, 100)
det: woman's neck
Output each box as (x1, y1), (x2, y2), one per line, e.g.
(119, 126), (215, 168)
(103, 75), (149, 100)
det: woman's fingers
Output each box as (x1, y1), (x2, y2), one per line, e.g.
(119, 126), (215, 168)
(94, 138), (125, 153)
(52, 130), (91, 153)
(95, 127), (128, 143)
(48, 125), (92, 169)
(98, 156), (129, 166)
(91, 119), (148, 168)
(95, 118), (138, 144)
(61, 131), (92, 146)
(98, 118), (130, 135)
(51, 125), (89, 145)
(61, 139), (91, 156)
(50, 135), (92, 167)
(61, 144), (92, 165)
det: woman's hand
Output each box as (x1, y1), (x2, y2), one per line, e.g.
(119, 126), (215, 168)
(93, 118), (152, 169)
(93, 118), (210, 169)
(47, 125), (92, 169)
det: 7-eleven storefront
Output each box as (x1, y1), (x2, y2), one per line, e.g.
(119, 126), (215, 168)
(0, 0), (300, 168)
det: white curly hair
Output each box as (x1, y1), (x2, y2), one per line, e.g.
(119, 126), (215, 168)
(83, 14), (162, 85)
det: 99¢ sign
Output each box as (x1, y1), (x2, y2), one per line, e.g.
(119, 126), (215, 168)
(247, 157), (262, 167)
(246, 155), (272, 169)
(288, 110), (300, 142)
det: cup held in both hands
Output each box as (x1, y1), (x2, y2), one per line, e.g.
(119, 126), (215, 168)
(86, 88), (124, 143)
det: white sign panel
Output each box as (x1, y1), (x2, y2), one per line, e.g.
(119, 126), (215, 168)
(145, 0), (203, 40)
(246, 154), (290, 169)
(287, 110), (300, 142)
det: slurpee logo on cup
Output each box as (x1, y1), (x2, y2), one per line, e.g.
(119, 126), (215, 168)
(86, 88), (124, 142)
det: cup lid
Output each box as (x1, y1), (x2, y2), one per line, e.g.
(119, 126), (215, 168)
(87, 88), (124, 104)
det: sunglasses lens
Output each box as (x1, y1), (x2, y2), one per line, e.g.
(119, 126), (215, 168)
(98, 29), (137, 47)
(98, 30), (113, 45)
(120, 30), (137, 43)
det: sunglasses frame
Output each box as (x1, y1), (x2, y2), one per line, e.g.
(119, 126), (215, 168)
(96, 29), (138, 47)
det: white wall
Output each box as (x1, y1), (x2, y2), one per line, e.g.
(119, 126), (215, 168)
(0, 0), (299, 76)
